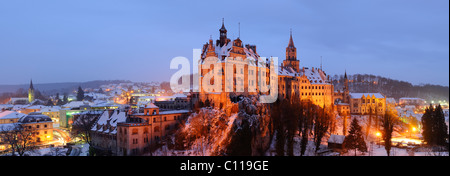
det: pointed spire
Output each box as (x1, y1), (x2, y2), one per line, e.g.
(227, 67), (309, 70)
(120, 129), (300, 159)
(29, 79), (34, 90)
(238, 22), (240, 39)
(344, 70), (347, 79)
(220, 18), (227, 32)
(288, 28), (295, 48)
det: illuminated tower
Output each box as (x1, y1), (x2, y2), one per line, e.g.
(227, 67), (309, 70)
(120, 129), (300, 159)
(28, 79), (35, 103)
(283, 29), (300, 72)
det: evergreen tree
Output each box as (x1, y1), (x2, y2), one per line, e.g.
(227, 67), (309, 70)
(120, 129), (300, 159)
(422, 104), (435, 145)
(77, 86), (84, 101)
(434, 105), (448, 146)
(63, 93), (69, 104)
(422, 104), (449, 146)
(343, 118), (367, 156)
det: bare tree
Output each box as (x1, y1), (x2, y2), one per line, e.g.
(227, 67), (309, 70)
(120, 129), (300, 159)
(71, 111), (102, 145)
(314, 105), (331, 153)
(1, 124), (39, 156)
(14, 125), (37, 156)
(0, 124), (21, 156)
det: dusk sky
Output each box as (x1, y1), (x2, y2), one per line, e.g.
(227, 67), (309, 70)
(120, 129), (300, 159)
(0, 0), (448, 86)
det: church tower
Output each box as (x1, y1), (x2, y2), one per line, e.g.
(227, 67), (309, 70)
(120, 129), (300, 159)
(283, 30), (300, 72)
(343, 71), (350, 103)
(28, 79), (35, 103)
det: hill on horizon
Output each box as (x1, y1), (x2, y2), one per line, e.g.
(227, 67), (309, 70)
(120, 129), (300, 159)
(332, 74), (449, 102)
(0, 80), (132, 95)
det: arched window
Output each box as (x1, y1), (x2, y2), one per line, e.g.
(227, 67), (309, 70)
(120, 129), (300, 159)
(144, 128), (148, 134)
(154, 126), (160, 133)
(132, 129), (138, 135)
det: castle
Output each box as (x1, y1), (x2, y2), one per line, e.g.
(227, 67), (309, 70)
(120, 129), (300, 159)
(197, 20), (334, 108)
(195, 20), (387, 117)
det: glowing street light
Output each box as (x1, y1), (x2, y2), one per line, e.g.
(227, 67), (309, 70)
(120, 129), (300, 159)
(375, 132), (381, 147)
(375, 132), (381, 137)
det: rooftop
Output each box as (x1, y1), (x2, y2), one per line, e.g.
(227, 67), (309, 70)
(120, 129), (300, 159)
(0, 111), (26, 120)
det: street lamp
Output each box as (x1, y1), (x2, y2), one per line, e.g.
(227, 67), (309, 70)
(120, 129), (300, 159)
(375, 132), (381, 147)
(411, 127), (416, 138)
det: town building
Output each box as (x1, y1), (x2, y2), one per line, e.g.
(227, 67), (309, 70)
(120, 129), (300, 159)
(90, 110), (127, 155)
(348, 93), (386, 116)
(0, 111), (25, 124)
(116, 116), (150, 156)
(39, 106), (61, 126)
(90, 104), (189, 156)
(17, 112), (54, 144)
(399, 97), (425, 107)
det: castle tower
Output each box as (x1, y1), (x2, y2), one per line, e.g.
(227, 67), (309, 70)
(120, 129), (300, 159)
(283, 29), (300, 72)
(218, 18), (228, 47)
(28, 79), (35, 103)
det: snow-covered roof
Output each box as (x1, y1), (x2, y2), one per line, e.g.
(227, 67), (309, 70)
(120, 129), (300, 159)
(349, 93), (385, 99)
(91, 110), (127, 134)
(63, 101), (92, 108)
(145, 103), (159, 109)
(328, 134), (345, 144)
(72, 110), (104, 116)
(38, 106), (61, 112)
(25, 105), (45, 109)
(172, 93), (187, 98)
(0, 111), (27, 120)
(18, 113), (52, 124)
(91, 101), (120, 107)
(0, 123), (20, 132)
(399, 97), (424, 100)
(0, 104), (13, 109)
(386, 98), (396, 104)
(201, 39), (261, 65)
(278, 66), (331, 85)
(159, 110), (189, 115)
